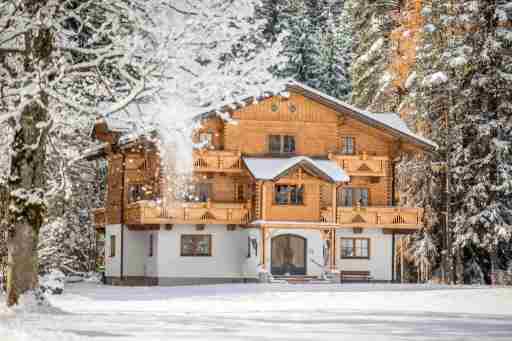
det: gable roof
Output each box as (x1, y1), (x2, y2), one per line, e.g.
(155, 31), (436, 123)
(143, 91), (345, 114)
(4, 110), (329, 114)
(243, 156), (349, 183)
(286, 82), (437, 151)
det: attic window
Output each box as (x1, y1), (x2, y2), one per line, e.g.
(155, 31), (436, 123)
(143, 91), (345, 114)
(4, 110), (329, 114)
(269, 135), (295, 154)
(341, 137), (355, 155)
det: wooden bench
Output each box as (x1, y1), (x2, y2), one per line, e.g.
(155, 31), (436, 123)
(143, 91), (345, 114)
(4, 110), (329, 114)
(340, 270), (372, 283)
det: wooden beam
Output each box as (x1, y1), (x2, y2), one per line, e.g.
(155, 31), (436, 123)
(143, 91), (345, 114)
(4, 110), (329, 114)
(331, 184), (337, 223)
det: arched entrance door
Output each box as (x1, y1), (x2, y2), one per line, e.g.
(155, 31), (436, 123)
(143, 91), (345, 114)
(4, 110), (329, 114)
(271, 234), (306, 275)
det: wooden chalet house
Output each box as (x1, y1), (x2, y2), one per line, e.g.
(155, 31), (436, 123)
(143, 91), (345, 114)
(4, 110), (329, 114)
(87, 82), (436, 285)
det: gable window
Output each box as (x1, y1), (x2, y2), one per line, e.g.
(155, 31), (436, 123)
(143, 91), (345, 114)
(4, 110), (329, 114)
(338, 188), (369, 207)
(268, 135), (295, 154)
(340, 238), (370, 259)
(149, 234), (154, 257)
(109, 235), (116, 257)
(274, 185), (304, 205)
(341, 137), (355, 155)
(128, 184), (145, 203)
(181, 235), (212, 256)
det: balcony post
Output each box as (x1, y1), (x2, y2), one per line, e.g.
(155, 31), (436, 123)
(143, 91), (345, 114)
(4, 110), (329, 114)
(330, 229), (336, 271)
(331, 184), (337, 224)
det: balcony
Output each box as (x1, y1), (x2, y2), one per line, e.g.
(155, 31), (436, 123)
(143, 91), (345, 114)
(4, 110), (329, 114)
(336, 206), (423, 229)
(193, 150), (243, 173)
(328, 152), (389, 177)
(92, 208), (106, 229)
(125, 200), (251, 226)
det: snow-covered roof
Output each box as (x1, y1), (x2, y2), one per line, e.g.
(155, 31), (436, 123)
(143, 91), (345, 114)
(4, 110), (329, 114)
(80, 143), (109, 161)
(287, 81), (437, 151)
(243, 156), (349, 183)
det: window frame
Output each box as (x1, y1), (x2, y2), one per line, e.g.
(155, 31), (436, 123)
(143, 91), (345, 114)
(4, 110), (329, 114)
(109, 235), (116, 258)
(341, 136), (355, 155)
(180, 234), (212, 257)
(268, 135), (296, 154)
(128, 183), (145, 203)
(149, 234), (154, 257)
(274, 184), (304, 205)
(340, 237), (370, 259)
(199, 132), (213, 148)
(338, 187), (369, 207)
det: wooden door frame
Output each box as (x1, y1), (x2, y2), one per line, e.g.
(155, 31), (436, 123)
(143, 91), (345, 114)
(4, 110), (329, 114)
(270, 234), (307, 276)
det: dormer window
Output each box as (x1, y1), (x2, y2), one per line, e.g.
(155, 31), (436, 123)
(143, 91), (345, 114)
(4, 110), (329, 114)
(341, 137), (355, 155)
(269, 135), (295, 154)
(274, 185), (304, 205)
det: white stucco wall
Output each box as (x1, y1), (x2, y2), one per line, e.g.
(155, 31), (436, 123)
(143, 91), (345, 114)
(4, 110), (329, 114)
(157, 224), (251, 279)
(144, 231), (158, 278)
(242, 228), (261, 278)
(336, 228), (392, 281)
(123, 228), (146, 277)
(266, 229), (325, 277)
(105, 225), (121, 277)
(105, 225), (153, 278)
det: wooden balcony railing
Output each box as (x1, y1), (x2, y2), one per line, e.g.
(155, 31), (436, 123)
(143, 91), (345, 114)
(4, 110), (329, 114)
(92, 208), (106, 229)
(125, 200), (251, 226)
(328, 152), (389, 177)
(193, 150), (243, 173)
(336, 206), (423, 229)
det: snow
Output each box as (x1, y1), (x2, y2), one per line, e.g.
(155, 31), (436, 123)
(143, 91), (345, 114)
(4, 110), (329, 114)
(423, 72), (449, 86)
(358, 37), (384, 63)
(243, 156), (349, 182)
(1, 283), (512, 341)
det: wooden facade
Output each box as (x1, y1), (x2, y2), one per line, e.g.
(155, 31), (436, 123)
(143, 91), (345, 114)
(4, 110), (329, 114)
(89, 84), (433, 237)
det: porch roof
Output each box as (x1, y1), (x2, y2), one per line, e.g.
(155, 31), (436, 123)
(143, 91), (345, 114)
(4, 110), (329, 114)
(243, 156), (349, 183)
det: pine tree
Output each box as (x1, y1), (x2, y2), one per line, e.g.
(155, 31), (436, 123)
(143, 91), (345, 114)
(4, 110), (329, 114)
(449, 0), (512, 284)
(315, 11), (352, 100)
(276, 14), (322, 86)
(347, 0), (397, 110)
(255, 0), (291, 42)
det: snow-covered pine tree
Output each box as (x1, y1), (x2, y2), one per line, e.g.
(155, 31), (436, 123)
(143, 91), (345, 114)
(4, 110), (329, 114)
(276, 13), (322, 87)
(396, 0), (461, 282)
(449, 0), (512, 284)
(347, 0), (397, 110)
(314, 5), (352, 100)
(304, 0), (343, 31)
(255, 0), (292, 42)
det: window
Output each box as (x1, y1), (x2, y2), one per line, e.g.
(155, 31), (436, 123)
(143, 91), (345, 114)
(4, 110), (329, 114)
(196, 183), (211, 202)
(340, 238), (370, 259)
(235, 183), (245, 202)
(181, 235), (212, 256)
(341, 137), (355, 155)
(268, 135), (296, 154)
(338, 188), (369, 207)
(199, 132), (213, 148)
(274, 185), (304, 205)
(186, 183), (212, 202)
(149, 234), (154, 257)
(109, 235), (116, 257)
(128, 184), (145, 203)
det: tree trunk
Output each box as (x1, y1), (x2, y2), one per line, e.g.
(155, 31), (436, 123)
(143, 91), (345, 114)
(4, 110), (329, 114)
(5, 0), (52, 306)
(6, 222), (39, 306)
(6, 100), (49, 306)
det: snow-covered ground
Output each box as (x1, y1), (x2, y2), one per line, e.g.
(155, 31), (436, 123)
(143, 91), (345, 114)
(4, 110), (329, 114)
(1, 283), (512, 341)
